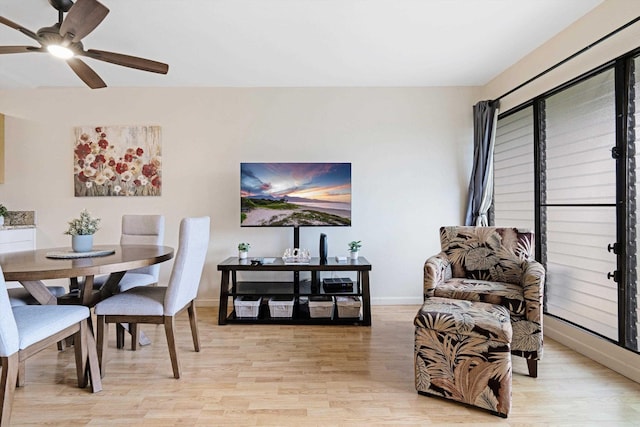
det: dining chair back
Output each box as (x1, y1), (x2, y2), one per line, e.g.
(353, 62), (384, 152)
(69, 214), (165, 300)
(0, 267), (102, 426)
(164, 217), (210, 316)
(120, 214), (165, 283)
(95, 216), (210, 379)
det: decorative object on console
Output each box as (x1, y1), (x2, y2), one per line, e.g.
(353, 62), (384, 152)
(238, 242), (250, 259)
(282, 248), (311, 264)
(73, 125), (162, 197)
(348, 240), (362, 260)
(0, 204), (7, 227)
(319, 233), (328, 263)
(64, 209), (100, 252)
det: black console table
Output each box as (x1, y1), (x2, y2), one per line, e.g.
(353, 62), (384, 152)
(217, 256), (372, 326)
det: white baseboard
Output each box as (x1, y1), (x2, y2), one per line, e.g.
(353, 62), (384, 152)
(371, 296), (423, 305)
(544, 314), (640, 384)
(196, 298), (218, 307)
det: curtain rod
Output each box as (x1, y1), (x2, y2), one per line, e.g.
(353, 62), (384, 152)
(495, 15), (640, 102)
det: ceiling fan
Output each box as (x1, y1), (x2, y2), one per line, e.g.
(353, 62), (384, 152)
(0, 0), (169, 89)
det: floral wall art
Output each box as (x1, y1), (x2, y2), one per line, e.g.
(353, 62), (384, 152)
(73, 125), (162, 197)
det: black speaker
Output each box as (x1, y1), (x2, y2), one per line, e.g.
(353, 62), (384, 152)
(319, 233), (328, 263)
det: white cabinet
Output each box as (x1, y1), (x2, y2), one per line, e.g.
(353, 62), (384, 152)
(0, 227), (36, 254)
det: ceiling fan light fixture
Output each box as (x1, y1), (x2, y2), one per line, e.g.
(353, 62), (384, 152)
(47, 43), (74, 59)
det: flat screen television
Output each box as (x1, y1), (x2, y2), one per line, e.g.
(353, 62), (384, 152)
(241, 162), (351, 229)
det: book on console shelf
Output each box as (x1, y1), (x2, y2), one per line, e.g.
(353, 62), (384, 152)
(322, 277), (354, 293)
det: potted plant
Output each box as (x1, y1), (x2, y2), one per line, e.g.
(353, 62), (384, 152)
(348, 240), (362, 260)
(65, 209), (101, 252)
(0, 204), (7, 227)
(238, 242), (251, 259)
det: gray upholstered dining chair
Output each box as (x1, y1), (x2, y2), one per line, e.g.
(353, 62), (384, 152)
(73, 214), (165, 349)
(79, 214), (166, 294)
(0, 266), (102, 426)
(95, 216), (210, 379)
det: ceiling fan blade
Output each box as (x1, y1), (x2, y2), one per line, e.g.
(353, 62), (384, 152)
(0, 46), (43, 54)
(66, 57), (106, 89)
(83, 49), (169, 74)
(59, 0), (109, 42)
(0, 16), (40, 42)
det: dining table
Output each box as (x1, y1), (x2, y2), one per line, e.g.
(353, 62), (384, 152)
(0, 244), (174, 306)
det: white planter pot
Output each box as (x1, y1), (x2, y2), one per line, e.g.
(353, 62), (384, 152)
(0, 216), (4, 227)
(350, 251), (359, 260)
(72, 234), (94, 252)
(239, 251), (248, 259)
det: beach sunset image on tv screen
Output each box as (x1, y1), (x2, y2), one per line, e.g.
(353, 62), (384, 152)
(241, 163), (351, 227)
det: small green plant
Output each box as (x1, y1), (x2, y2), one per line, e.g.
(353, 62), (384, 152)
(238, 242), (251, 252)
(0, 204), (7, 217)
(348, 240), (362, 252)
(64, 209), (100, 235)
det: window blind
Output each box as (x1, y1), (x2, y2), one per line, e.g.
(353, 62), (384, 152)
(544, 69), (618, 340)
(493, 106), (535, 230)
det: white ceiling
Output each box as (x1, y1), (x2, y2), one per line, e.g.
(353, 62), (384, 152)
(0, 0), (603, 89)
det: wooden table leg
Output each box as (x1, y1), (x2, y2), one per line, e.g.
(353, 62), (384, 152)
(80, 275), (95, 306)
(19, 280), (57, 305)
(99, 271), (126, 300)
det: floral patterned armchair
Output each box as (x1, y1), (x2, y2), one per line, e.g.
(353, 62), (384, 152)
(423, 226), (545, 377)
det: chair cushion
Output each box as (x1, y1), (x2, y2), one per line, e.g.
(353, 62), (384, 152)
(8, 286), (67, 307)
(415, 296), (512, 344)
(433, 278), (526, 316)
(95, 286), (167, 316)
(12, 305), (89, 350)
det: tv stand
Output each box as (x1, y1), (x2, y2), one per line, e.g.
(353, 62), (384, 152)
(217, 256), (372, 326)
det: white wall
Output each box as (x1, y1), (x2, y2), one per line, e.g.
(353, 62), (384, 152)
(480, 0), (640, 383)
(0, 87), (476, 305)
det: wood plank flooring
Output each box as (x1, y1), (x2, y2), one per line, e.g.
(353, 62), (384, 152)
(7, 305), (640, 426)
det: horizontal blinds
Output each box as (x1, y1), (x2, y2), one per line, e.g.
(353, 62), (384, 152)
(545, 207), (618, 340)
(544, 68), (618, 341)
(493, 106), (534, 230)
(545, 69), (616, 205)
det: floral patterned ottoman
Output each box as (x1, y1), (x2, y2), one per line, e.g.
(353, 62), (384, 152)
(414, 297), (513, 418)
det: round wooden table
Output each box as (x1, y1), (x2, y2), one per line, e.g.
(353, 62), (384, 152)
(0, 244), (174, 306)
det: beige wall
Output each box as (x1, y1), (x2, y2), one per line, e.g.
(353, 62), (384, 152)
(481, 0), (640, 110)
(481, 0), (640, 383)
(0, 87), (476, 304)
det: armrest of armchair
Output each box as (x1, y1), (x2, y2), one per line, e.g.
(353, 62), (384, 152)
(521, 260), (545, 323)
(423, 252), (451, 299)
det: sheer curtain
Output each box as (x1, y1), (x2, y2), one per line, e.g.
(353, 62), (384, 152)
(465, 100), (500, 226)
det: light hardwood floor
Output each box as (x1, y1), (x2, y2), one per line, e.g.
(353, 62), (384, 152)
(7, 305), (640, 426)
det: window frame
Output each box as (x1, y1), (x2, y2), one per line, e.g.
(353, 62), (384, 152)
(492, 46), (640, 353)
